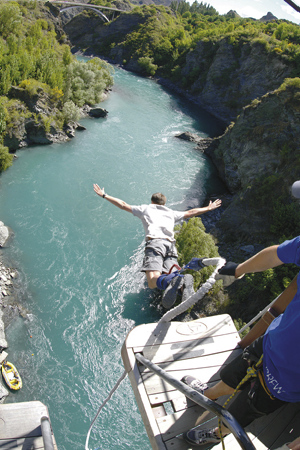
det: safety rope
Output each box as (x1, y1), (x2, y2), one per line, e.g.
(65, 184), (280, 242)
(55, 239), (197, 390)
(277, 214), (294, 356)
(217, 354), (264, 449)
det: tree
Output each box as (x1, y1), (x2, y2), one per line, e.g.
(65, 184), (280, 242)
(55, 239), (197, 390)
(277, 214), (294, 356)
(0, 145), (13, 172)
(0, 2), (22, 39)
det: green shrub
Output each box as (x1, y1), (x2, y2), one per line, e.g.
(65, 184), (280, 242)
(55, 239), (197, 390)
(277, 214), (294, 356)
(277, 77), (300, 91)
(0, 144), (13, 172)
(0, 2), (22, 39)
(64, 59), (114, 107)
(137, 56), (158, 76)
(270, 200), (300, 239)
(175, 217), (221, 293)
(62, 101), (81, 123)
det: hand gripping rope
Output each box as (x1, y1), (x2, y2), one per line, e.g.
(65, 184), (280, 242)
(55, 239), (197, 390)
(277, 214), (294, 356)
(85, 257), (226, 450)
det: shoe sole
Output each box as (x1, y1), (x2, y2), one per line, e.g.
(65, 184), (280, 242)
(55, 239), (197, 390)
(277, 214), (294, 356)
(181, 375), (207, 393)
(181, 274), (195, 302)
(184, 432), (220, 446)
(161, 276), (184, 309)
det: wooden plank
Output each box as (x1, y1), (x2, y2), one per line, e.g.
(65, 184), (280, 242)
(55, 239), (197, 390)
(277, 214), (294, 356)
(124, 315), (237, 349)
(140, 348), (242, 373)
(122, 314), (300, 450)
(141, 334), (240, 364)
(0, 401), (49, 439)
(0, 436), (58, 450)
(157, 405), (216, 440)
(141, 366), (223, 396)
(248, 403), (300, 449)
(269, 409), (300, 449)
(126, 348), (167, 450)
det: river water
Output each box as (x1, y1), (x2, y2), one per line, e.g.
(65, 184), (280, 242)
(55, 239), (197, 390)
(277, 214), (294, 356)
(0, 66), (225, 449)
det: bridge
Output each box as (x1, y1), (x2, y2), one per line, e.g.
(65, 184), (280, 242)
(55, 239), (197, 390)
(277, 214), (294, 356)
(49, 1), (126, 22)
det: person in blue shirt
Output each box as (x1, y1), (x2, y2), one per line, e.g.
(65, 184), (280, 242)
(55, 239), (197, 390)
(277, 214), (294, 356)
(93, 183), (221, 308)
(182, 180), (300, 446)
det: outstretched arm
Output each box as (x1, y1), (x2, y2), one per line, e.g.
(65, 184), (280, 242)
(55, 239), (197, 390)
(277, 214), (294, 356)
(93, 184), (132, 213)
(183, 199), (222, 219)
(235, 245), (282, 278)
(217, 245), (284, 287)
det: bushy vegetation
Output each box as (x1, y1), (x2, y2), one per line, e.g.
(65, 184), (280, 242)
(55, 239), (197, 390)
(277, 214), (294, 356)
(96, 2), (300, 81)
(0, 0), (114, 173)
(64, 59), (114, 107)
(222, 263), (299, 323)
(170, 0), (217, 17)
(175, 217), (221, 295)
(0, 144), (13, 172)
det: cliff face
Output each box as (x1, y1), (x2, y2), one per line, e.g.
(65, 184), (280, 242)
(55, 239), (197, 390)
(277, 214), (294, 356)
(204, 79), (300, 243)
(64, 10), (149, 55)
(64, 10), (295, 125)
(182, 38), (292, 123)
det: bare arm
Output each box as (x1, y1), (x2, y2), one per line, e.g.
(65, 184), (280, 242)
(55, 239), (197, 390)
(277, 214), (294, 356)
(93, 184), (132, 213)
(235, 245), (283, 278)
(183, 199), (222, 219)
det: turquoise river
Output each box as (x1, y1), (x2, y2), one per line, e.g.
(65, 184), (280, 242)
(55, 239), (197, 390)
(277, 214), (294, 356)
(0, 65), (225, 449)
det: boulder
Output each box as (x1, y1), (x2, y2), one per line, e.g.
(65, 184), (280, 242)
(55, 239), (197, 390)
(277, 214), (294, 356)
(0, 222), (10, 248)
(88, 107), (108, 118)
(176, 131), (203, 144)
(0, 310), (7, 350)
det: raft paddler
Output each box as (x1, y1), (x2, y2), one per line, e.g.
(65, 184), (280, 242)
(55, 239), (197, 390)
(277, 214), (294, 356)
(93, 183), (221, 309)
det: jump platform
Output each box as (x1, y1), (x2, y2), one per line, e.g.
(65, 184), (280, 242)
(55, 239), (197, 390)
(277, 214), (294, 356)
(121, 314), (300, 450)
(0, 401), (57, 449)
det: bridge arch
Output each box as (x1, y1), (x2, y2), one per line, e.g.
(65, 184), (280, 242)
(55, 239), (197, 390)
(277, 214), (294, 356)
(60, 5), (109, 22)
(50, 1), (125, 23)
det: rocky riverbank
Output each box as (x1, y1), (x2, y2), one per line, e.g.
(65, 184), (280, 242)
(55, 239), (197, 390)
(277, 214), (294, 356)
(4, 83), (109, 152)
(0, 222), (21, 402)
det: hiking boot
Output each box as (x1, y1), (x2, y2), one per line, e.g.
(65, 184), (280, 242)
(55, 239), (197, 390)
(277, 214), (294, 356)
(184, 428), (221, 446)
(181, 375), (208, 394)
(161, 275), (184, 309)
(181, 274), (195, 302)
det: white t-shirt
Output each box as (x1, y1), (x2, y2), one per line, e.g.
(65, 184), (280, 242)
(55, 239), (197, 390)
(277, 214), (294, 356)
(131, 204), (185, 242)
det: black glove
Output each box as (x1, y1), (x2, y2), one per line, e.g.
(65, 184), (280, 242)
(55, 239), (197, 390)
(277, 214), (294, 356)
(215, 262), (238, 287)
(218, 262), (238, 276)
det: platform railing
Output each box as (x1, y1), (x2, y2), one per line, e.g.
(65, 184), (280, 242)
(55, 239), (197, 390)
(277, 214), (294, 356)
(135, 352), (256, 450)
(41, 416), (55, 450)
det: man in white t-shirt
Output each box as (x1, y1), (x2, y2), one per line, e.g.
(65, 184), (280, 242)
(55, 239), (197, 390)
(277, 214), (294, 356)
(93, 184), (221, 308)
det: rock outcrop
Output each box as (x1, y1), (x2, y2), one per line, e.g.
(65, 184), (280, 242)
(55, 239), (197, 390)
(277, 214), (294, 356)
(181, 38), (291, 124)
(260, 12), (277, 22)
(4, 86), (86, 151)
(202, 79), (300, 242)
(0, 222), (11, 248)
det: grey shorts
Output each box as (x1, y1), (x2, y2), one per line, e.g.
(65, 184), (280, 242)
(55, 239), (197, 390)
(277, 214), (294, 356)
(141, 239), (179, 274)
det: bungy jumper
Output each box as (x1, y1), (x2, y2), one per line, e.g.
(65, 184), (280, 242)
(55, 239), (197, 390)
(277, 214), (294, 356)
(85, 257), (300, 450)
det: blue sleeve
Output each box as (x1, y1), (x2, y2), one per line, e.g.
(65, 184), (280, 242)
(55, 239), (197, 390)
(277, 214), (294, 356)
(277, 236), (300, 266)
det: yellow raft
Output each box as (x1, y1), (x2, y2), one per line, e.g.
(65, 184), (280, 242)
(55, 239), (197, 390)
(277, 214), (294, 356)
(2, 361), (22, 390)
